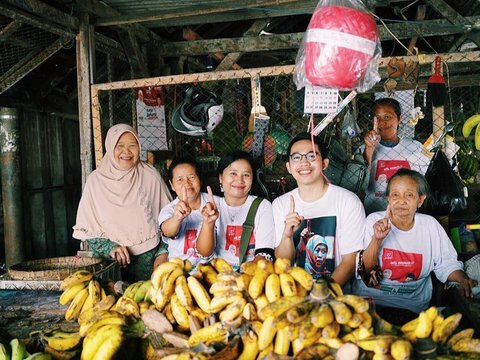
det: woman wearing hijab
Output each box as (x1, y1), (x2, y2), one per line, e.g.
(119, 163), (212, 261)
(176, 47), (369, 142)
(73, 124), (172, 282)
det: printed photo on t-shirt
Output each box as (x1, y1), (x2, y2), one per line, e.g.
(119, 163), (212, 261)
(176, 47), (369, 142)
(381, 247), (422, 283)
(183, 229), (198, 258)
(225, 225), (254, 257)
(375, 160), (411, 182)
(293, 216), (336, 279)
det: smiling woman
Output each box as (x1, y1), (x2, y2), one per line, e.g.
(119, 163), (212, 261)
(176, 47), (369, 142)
(72, 124), (172, 283)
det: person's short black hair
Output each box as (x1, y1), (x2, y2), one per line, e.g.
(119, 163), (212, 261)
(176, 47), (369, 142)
(167, 156), (202, 182)
(373, 98), (402, 118)
(286, 132), (329, 160)
(216, 150), (255, 175)
(386, 168), (430, 197)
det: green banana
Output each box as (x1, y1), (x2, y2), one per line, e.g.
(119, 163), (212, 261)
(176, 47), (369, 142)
(133, 280), (151, 302)
(462, 114), (480, 138)
(475, 119), (480, 150)
(0, 343), (10, 360)
(10, 339), (27, 360)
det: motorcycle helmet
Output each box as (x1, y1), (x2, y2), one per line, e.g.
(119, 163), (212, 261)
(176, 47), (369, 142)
(172, 86), (224, 136)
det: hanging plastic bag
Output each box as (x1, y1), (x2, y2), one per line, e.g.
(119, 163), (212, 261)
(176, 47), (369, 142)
(294, 0), (381, 92)
(340, 109), (361, 139)
(422, 148), (467, 215)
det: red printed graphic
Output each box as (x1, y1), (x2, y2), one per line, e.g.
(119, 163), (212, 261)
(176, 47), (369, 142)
(183, 229), (198, 258)
(225, 225), (255, 257)
(381, 248), (422, 282)
(375, 160), (411, 181)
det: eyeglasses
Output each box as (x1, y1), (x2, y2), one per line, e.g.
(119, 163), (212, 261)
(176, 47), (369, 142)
(289, 151), (318, 162)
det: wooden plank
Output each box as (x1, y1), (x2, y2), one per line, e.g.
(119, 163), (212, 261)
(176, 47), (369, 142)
(76, 13), (93, 187)
(426, 0), (472, 25)
(156, 17), (480, 56)
(94, 0), (304, 26)
(92, 51), (480, 92)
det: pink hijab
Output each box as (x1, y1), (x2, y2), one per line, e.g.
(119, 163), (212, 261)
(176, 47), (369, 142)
(73, 124), (172, 255)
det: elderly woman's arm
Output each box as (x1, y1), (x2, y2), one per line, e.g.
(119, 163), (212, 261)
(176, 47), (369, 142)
(448, 270), (477, 298)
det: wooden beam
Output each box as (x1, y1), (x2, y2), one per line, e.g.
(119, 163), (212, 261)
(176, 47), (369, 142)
(156, 17), (479, 57)
(118, 27), (149, 77)
(0, 20), (30, 48)
(0, 38), (65, 94)
(426, 0), (472, 26)
(216, 19), (270, 71)
(94, 0), (306, 26)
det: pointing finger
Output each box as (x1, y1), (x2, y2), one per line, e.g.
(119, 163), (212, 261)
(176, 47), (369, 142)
(289, 195), (295, 214)
(384, 204), (392, 220)
(181, 186), (187, 202)
(207, 186), (215, 204)
(373, 116), (379, 132)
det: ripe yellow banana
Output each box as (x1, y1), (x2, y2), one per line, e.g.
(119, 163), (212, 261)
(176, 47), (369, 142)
(186, 276), (211, 313)
(253, 295), (269, 312)
(170, 293), (190, 331)
(274, 258), (291, 274)
(322, 321), (340, 339)
(80, 292), (94, 313)
(295, 343), (329, 359)
(462, 114), (480, 138)
(265, 273), (281, 303)
(257, 295), (304, 321)
(90, 327), (124, 360)
(77, 295), (116, 325)
(279, 273), (297, 297)
(292, 332), (321, 355)
(242, 302), (258, 321)
(336, 294), (369, 314)
(65, 287), (89, 321)
(310, 303), (334, 328)
(189, 306), (208, 322)
(60, 270), (93, 290)
(240, 261), (257, 276)
(357, 335), (397, 354)
(79, 312), (126, 337)
(211, 258), (233, 273)
(183, 259), (193, 273)
(59, 282), (88, 305)
(451, 337), (480, 353)
(326, 278), (344, 298)
(219, 298), (246, 322)
(431, 312), (462, 343)
(347, 312), (364, 329)
(258, 316), (277, 351)
(87, 279), (102, 305)
(209, 293), (243, 313)
(44, 331), (82, 351)
(299, 319), (318, 340)
(113, 296), (140, 318)
(274, 326), (290, 355)
(257, 259), (274, 274)
(81, 324), (123, 360)
(287, 267), (313, 291)
(328, 299), (352, 325)
(390, 339), (412, 360)
(175, 276), (193, 310)
(248, 271), (269, 299)
(400, 317), (418, 333)
(414, 311), (433, 339)
(447, 328), (474, 347)
(187, 322), (227, 347)
(238, 330), (259, 360)
(169, 257), (185, 269)
(286, 301), (315, 324)
(361, 311), (373, 328)
(151, 261), (182, 290)
(236, 274), (252, 291)
(209, 280), (240, 295)
(197, 263), (218, 285)
(216, 271), (240, 282)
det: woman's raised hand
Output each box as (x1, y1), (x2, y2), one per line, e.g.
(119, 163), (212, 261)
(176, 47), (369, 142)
(202, 186), (219, 224)
(283, 196), (303, 238)
(173, 186), (192, 221)
(110, 245), (131, 267)
(373, 205), (392, 242)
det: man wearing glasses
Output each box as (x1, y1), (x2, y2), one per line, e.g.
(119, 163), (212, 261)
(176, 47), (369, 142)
(273, 132), (366, 289)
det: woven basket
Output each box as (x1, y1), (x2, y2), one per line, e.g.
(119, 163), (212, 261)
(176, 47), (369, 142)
(8, 256), (107, 281)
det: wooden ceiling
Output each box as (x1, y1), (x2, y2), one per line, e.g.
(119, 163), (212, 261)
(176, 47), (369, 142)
(1, 0), (480, 105)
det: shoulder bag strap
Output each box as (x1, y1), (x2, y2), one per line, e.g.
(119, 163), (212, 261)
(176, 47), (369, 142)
(239, 197), (264, 264)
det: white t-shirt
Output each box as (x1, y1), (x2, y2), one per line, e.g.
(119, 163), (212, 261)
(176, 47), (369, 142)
(272, 185), (365, 280)
(364, 138), (430, 214)
(214, 195), (275, 270)
(158, 192), (212, 268)
(352, 211), (463, 313)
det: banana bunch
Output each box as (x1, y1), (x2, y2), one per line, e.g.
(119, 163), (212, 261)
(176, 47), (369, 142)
(462, 114), (480, 150)
(123, 279), (152, 303)
(398, 306), (480, 356)
(80, 322), (125, 360)
(59, 271), (106, 321)
(0, 339), (53, 360)
(458, 141), (479, 182)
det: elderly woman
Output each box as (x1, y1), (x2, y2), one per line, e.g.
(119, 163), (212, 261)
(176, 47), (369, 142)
(353, 168), (475, 324)
(158, 157), (207, 269)
(73, 124), (172, 282)
(361, 98), (430, 214)
(196, 150), (275, 269)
